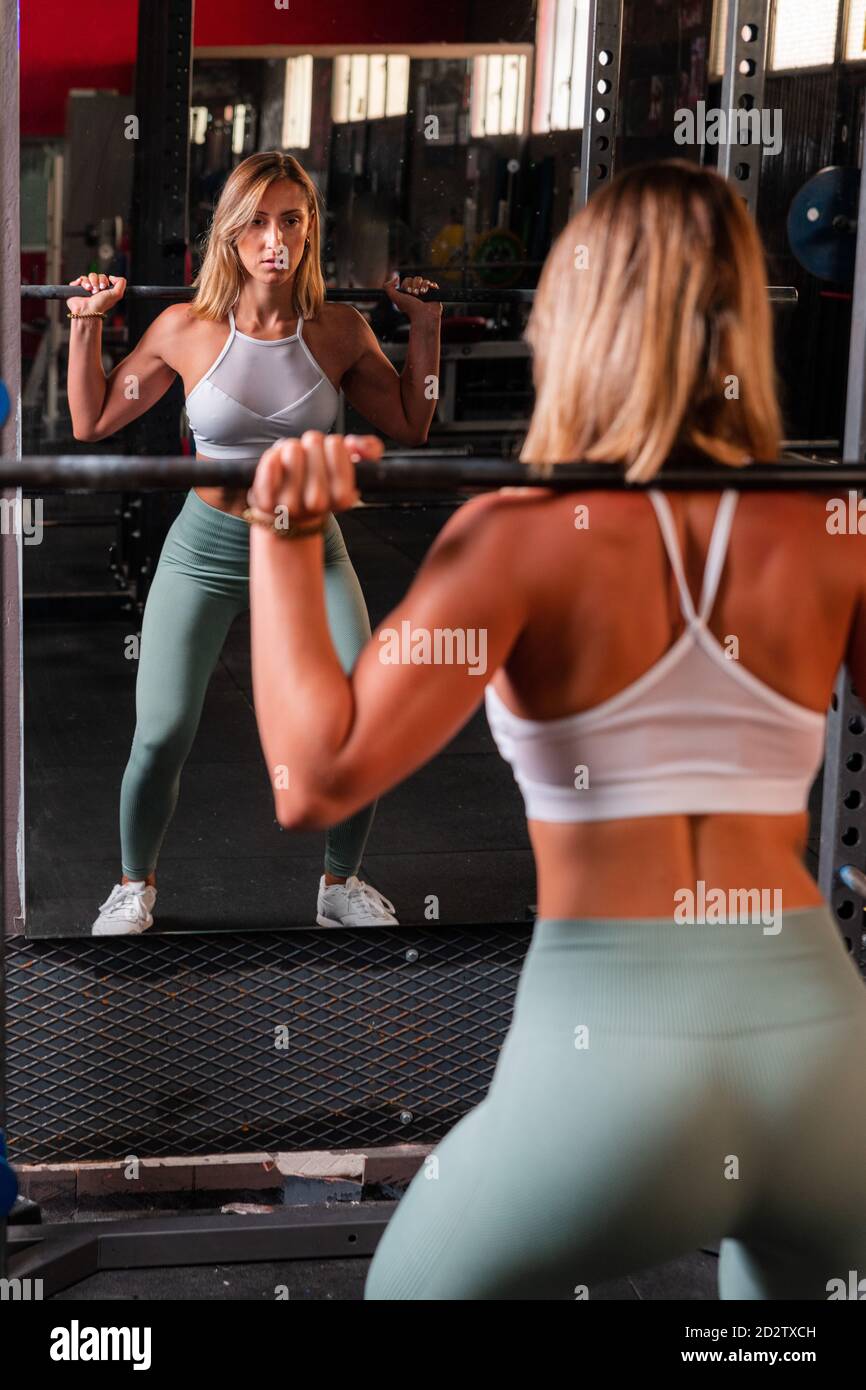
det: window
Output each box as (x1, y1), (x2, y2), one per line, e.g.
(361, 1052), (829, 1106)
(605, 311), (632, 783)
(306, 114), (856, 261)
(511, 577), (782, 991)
(282, 55), (313, 149)
(471, 53), (528, 136)
(532, 0), (591, 133)
(189, 106), (209, 145)
(331, 54), (410, 123)
(769, 0), (840, 71)
(231, 104), (249, 155)
(709, 0), (728, 80)
(846, 0), (866, 60)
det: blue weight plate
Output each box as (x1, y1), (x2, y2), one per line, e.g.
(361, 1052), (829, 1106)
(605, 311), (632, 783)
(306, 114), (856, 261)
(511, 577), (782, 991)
(787, 165), (860, 284)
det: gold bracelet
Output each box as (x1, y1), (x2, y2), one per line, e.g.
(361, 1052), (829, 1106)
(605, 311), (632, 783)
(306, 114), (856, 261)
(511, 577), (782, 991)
(241, 507), (327, 540)
(67, 311), (106, 319)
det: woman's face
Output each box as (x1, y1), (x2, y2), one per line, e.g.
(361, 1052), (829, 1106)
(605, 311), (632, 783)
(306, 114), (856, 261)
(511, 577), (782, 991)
(234, 180), (311, 284)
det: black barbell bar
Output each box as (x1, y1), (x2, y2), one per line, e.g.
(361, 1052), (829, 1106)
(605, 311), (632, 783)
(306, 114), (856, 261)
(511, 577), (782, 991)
(20, 284), (800, 306)
(0, 454), (862, 492)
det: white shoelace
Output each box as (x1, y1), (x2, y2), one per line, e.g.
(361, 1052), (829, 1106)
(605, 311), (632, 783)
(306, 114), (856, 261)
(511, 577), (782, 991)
(341, 876), (397, 923)
(97, 883), (152, 924)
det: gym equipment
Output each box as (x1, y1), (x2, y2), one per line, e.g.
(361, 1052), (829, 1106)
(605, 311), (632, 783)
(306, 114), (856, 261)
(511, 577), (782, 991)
(469, 229), (527, 288)
(788, 166), (860, 285)
(20, 283), (800, 305)
(1, 452), (862, 492)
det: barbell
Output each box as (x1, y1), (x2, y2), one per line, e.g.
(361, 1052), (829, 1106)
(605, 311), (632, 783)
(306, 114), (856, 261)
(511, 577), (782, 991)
(0, 453), (862, 492)
(21, 284), (800, 306)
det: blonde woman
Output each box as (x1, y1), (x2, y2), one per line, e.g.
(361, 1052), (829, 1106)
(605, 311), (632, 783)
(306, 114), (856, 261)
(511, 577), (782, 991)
(247, 160), (866, 1298)
(66, 150), (442, 934)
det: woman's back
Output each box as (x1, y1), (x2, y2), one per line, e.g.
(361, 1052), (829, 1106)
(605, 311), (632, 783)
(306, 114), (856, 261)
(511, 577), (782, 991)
(485, 487), (866, 918)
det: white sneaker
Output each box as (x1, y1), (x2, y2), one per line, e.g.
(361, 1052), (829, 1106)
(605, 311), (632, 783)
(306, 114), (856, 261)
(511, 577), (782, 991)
(91, 881), (157, 936)
(316, 875), (399, 928)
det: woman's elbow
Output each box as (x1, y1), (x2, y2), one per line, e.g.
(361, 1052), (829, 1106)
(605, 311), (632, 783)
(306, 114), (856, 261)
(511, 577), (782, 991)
(274, 787), (334, 832)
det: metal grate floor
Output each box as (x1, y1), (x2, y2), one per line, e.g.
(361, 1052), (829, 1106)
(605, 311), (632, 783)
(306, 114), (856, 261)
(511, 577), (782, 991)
(5, 927), (530, 1163)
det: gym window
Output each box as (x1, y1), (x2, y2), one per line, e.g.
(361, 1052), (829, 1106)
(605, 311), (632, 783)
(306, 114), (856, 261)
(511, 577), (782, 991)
(532, 0), (591, 133)
(231, 104), (249, 155)
(846, 0), (866, 61)
(189, 106), (209, 146)
(709, 0), (728, 81)
(331, 54), (410, 124)
(769, 0), (840, 71)
(282, 55), (313, 150)
(471, 53), (529, 137)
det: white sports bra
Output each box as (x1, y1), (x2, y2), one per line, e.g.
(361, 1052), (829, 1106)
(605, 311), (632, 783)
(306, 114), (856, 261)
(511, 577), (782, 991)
(184, 306), (340, 459)
(484, 490), (827, 823)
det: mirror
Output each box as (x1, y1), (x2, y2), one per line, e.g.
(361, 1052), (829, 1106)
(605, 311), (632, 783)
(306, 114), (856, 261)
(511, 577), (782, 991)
(19, 3), (724, 937)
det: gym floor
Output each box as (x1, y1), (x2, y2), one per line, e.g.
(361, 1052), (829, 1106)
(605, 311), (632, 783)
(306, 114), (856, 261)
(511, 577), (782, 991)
(34, 1194), (719, 1300)
(23, 496), (536, 936)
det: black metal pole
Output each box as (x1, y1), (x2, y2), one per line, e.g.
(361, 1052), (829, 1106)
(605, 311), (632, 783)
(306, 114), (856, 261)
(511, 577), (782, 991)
(0, 453), (864, 491)
(20, 284), (800, 305)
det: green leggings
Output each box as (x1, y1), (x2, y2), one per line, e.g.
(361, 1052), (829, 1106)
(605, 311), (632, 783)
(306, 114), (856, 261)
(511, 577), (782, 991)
(120, 488), (376, 880)
(365, 905), (866, 1299)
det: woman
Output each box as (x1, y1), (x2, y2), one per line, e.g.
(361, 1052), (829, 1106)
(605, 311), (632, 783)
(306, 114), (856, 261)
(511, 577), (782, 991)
(66, 151), (442, 934)
(245, 159), (866, 1300)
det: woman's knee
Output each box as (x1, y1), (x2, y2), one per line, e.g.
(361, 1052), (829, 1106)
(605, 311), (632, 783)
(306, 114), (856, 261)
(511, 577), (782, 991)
(128, 718), (196, 771)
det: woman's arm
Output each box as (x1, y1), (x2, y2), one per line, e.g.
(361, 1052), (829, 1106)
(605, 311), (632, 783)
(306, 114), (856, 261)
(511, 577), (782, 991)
(248, 433), (528, 829)
(338, 275), (442, 447)
(68, 280), (180, 441)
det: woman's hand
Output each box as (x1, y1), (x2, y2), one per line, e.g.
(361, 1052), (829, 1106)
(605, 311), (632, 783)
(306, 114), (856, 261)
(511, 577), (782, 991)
(67, 273), (127, 316)
(383, 273), (443, 324)
(248, 432), (385, 528)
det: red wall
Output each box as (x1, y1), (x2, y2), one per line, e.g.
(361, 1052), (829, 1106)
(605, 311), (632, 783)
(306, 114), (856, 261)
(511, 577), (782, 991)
(21, 0), (470, 136)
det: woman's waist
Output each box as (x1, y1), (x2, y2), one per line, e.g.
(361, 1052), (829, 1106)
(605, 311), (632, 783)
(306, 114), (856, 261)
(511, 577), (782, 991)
(529, 811), (823, 920)
(517, 903), (865, 1039)
(192, 483), (252, 519)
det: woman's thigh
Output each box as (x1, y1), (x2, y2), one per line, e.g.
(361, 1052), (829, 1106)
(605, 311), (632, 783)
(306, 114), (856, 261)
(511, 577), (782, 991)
(321, 515), (372, 673)
(364, 1026), (746, 1300)
(133, 550), (244, 750)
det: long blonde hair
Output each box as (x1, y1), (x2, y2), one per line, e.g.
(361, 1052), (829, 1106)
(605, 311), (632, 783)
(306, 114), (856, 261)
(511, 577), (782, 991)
(189, 151), (326, 322)
(520, 159), (782, 481)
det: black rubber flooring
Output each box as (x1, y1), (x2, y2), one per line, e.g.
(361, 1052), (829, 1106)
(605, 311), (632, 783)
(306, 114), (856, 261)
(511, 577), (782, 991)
(23, 497), (535, 937)
(48, 1249), (720, 1301)
(34, 1199), (720, 1301)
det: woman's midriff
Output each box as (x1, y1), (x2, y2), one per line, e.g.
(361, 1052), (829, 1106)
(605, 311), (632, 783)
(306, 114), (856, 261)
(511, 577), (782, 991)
(194, 454), (255, 517)
(529, 811), (824, 919)
(193, 484), (250, 517)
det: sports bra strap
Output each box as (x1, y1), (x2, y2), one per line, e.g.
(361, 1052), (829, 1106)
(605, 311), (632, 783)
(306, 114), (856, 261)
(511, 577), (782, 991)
(647, 489), (739, 626)
(697, 490), (738, 622)
(647, 491), (698, 623)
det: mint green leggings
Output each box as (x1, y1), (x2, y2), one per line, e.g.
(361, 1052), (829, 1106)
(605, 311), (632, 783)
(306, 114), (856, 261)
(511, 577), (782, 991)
(365, 906), (866, 1299)
(120, 488), (376, 879)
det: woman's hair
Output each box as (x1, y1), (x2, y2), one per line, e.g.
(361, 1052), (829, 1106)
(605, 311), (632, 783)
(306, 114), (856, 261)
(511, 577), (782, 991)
(520, 159), (782, 481)
(189, 151), (326, 322)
